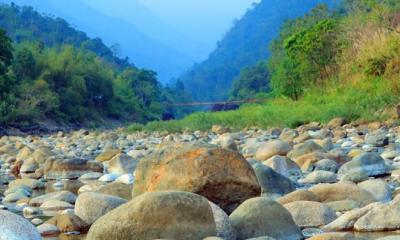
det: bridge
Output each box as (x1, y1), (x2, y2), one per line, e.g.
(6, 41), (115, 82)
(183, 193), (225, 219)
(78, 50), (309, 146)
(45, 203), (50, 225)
(168, 98), (267, 107)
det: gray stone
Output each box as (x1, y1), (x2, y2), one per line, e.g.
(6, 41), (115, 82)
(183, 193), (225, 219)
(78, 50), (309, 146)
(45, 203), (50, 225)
(251, 162), (295, 197)
(338, 153), (390, 178)
(284, 201), (337, 228)
(86, 191), (217, 240)
(358, 179), (392, 202)
(75, 192), (127, 225)
(0, 210), (41, 240)
(229, 197), (303, 240)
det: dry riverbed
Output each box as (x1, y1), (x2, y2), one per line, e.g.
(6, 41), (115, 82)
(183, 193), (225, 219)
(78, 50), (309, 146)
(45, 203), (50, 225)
(2, 119), (400, 239)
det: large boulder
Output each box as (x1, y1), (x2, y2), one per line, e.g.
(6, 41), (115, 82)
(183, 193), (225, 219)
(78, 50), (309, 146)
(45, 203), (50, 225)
(0, 210), (41, 240)
(309, 182), (377, 206)
(338, 153), (391, 178)
(86, 191), (218, 240)
(43, 158), (103, 180)
(284, 201), (337, 228)
(75, 192), (127, 225)
(229, 197), (303, 240)
(250, 162), (295, 197)
(133, 143), (261, 213)
(255, 140), (292, 161)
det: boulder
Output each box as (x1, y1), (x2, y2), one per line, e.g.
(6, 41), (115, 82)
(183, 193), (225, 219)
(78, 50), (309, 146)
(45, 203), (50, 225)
(354, 196), (400, 231)
(44, 158), (103, 180)
(108, 153), (138, 175)
(338, 153), (390, 178)
(288, 141), (324, 159)
(208, 201), (236, 240)
(8, 178), (44, 189)
(29, 191), (76, 207)
(0, 210), (41, 240)
(97, 182), (132, 200)
(323, 202), (381, 231)
(284, 201), (337, 228)
(277, 189), (319, 205)
(263, 155), (302, 178)
(229, 197), (303, 240)
(327, 117), (347, 128)
(75, 192), (127, 225)
(37, 223), (59, 236)
(95, 149), (123, 162)
(40, 200), (74, 211)
(46, 212), (90, 233)
(133, 143), (261, 213)
(308, 232), (360, 240)
(299, 170), (337, 184)
(314, 159), (338, 172)
(326, 200), (360, 212)
(31, 147), (53, 164)
(255, 140), (292, 161)
(365, 130), (389, 147)
(309, 182), (377, 206)
(358, 179), (392, 202)
(86, 191), (217, 240)
(250, 162), (295, 197)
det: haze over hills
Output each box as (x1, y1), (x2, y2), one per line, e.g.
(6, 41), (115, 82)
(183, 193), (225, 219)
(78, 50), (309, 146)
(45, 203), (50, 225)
(180, 0), (336, 101)
(0, 0), (193, 83)
(0, 0), (258, 83)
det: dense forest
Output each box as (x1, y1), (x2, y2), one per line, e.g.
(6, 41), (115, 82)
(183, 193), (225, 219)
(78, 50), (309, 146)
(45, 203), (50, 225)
(0, 4), (187, 128)
(180, 0), (334, 101)
(133, 0), (400, 132)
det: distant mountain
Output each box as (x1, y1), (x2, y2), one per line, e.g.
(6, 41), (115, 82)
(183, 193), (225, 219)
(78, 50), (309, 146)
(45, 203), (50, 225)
(83, 0), (207, 62)
(0, 0), (194, 83)
(180, 0), (335, 101)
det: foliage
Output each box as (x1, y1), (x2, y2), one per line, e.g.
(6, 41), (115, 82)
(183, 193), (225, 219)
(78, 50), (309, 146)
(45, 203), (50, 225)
(179, 0), (334, 101)
(229, 61), (269, 100)
(0, 4), (182, 126)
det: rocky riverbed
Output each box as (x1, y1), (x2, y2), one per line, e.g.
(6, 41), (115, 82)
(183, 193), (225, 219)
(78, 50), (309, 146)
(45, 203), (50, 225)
(3, 119), (400, 239)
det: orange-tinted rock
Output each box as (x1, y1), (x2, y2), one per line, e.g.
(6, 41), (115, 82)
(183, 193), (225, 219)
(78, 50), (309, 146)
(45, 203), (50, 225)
(133, 143), (261, 213)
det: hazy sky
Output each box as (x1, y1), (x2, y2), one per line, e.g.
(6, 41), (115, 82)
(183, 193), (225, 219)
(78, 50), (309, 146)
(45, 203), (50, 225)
(84, 0), (260, 52)
(138, 0), (259, 46)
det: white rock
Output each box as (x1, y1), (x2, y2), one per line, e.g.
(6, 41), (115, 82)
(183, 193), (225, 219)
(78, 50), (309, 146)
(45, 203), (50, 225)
(99, 173), (120, 182)
(37, 223), (59, 236)
(115, 174), (134, 184)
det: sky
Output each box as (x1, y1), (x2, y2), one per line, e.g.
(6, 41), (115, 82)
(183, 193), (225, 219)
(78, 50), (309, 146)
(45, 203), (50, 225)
(83, 0), (260, 57)
(137, 0), (260, 47)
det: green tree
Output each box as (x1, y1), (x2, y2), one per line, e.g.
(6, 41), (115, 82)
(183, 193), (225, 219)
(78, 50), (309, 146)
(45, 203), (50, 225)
(230, 61), (269, 100)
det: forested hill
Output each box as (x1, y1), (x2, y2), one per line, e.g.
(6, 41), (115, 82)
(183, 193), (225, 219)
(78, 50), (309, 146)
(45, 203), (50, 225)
(0, 3), (186, 129)
(181, 0), (334, 101)
(0, 3), (129, 68)
(0, 0), (195, 83)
